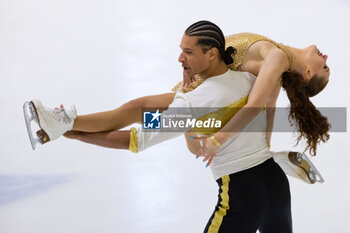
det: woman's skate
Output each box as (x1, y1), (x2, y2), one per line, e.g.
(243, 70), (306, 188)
(272, 150), (324, 184)
(23, 99), (77, 150)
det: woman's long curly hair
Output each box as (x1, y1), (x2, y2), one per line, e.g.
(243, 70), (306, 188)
(281, 71), (330, 155)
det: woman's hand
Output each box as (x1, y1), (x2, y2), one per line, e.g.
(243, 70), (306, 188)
(54, 104), (82, 140)
(191, 135), (219, 167)
(183, 70), (193, 88)
(54, 104), (64, 110)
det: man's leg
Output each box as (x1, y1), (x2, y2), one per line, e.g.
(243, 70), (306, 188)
(258, 159), (293, 233)
(203, 162), (272, 233)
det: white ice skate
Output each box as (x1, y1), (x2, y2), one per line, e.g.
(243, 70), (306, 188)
(23, 99), (77, 150)
(272, 150), (324, 184)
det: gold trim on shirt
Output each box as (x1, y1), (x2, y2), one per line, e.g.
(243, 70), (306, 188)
(129, 127), (138, 153)
(192, 95), (249, 135)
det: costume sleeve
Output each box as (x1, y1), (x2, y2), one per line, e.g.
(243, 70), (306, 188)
(129, 93), (190, 153)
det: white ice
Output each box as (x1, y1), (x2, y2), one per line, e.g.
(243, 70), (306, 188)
(1, 0), (350, 232)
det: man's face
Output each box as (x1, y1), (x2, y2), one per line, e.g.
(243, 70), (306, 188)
(178, 35), (210, 79)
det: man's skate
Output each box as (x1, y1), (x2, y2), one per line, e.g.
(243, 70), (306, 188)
(23, 99), (77, 150)
(272, 151), (324, 184)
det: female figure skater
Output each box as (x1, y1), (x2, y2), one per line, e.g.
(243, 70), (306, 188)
(23, 20), (330, 184)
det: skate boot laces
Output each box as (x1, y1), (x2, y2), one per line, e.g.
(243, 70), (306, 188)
(46, 107), (72, 124)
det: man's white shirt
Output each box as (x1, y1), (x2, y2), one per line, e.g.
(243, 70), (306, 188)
(135, 70), (271, 180)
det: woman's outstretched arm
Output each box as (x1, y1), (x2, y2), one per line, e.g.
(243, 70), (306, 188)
(196, 48), (289, 165)
(265, 84), (281, 147)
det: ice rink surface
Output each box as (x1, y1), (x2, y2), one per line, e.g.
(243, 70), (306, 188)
(1, 0), (349, 232)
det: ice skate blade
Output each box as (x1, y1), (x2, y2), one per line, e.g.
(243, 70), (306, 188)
(288, 151), (324, 184)
(23, 101), (43, 150)
(299, 152), (324, 183)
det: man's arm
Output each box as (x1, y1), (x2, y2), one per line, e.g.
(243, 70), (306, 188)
(64, 93), (191, 152)
(134, 93), (191, 152)
(64, 130), (130, 150)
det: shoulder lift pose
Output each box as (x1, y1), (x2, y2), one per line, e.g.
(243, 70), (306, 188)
(23, 21), (330, 187)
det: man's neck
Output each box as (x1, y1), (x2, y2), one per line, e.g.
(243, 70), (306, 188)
(201, 61), (229, 80)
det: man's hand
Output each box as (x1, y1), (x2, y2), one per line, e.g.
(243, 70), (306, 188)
(183, 70), (193, 88)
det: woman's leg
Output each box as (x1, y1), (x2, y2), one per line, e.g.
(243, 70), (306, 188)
(72, 92), (175, 133)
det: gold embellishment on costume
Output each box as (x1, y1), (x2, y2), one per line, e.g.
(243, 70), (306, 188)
(278, 44), (295, 71)
(207, 175), (230, 233)
(171, 33), (295, 93)
(129, 127), (138, 153)
(171, 74), (204, 93)
(210, 135), (222, 147)
(225, 33), (295, 72)
(192, 95), (249, 135)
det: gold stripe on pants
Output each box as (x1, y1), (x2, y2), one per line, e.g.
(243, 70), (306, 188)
(208, 175), (230, 233)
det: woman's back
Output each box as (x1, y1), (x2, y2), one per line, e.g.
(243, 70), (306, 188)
(225, 32), (294, 72)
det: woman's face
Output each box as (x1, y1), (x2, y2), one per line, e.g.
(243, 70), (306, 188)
(304, 45), (330, 82)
